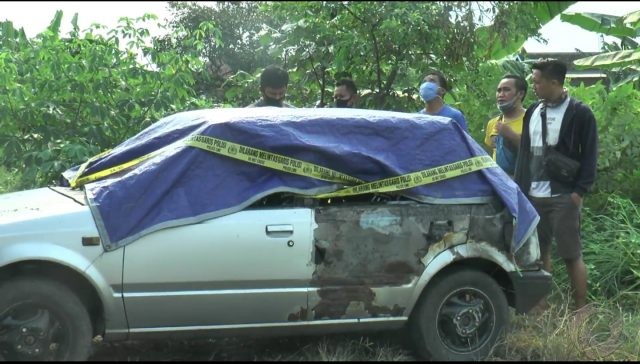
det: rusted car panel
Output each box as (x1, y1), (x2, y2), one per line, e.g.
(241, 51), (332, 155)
(307, 200), (515, 321)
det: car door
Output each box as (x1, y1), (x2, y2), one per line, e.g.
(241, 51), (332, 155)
(121, 207), (314, 330)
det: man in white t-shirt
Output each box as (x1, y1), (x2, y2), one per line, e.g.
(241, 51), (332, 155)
(514, 59), (598, 319)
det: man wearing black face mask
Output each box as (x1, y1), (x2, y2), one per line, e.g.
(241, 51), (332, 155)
(247, 65), (295, 108)
(483, 74), (527, 176)
(333, 78), (359, 108)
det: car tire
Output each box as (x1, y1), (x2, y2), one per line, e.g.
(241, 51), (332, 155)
(410, 268), (508, 361)
(0, 276), (93, 361)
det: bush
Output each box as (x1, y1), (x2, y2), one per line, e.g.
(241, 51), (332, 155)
(0, 14), (218, 189)
(564, 82), (640, 201)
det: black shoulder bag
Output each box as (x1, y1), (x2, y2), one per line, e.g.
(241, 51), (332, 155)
(541, 105), (580, 184)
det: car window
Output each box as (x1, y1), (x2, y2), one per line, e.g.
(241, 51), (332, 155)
(247, 192), (411, 209)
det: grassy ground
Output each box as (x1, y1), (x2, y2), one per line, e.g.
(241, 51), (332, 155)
(88, 287), (640, 361)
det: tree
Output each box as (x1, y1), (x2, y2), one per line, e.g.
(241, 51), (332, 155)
(258, 1), (573, 112)
(155, 1), (282, 104)
(0, 11), (219, 188)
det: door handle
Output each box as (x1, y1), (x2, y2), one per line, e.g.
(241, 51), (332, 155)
(266, 224), (294, 234)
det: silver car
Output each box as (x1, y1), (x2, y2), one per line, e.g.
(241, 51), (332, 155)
(0, 108), (551, 361)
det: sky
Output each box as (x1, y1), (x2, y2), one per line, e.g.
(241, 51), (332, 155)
(1, 1), (639, 53)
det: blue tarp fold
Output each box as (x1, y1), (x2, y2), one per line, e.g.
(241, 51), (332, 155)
(62, 108), (538, 252)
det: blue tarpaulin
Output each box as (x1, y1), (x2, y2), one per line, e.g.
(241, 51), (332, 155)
(62, 107), (538, 252)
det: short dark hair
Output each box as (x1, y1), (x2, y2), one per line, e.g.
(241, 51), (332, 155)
(336, 78), (357, 95)
(423, 70), (449, 91)
(502, 74), (528, 101)
(260, 65), (289, 89)
(532, 59), (567, 85)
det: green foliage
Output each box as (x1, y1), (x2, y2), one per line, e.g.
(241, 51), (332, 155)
(568, 82), (640, 199)
(0, 12), (218, 188)
(560, 12), (638, 38)
(0, 163), (20, 194)
(562, 10), (640, 88)
(235, 1), (570, 110)
(158, 1), (281, 104)
(1, 2), (636, 202)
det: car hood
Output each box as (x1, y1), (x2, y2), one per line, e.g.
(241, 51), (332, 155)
(0, 187), (88, 224)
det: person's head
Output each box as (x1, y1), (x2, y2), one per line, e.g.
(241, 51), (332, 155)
(422, 70), (448, 98)
(419, 81), (440, 103)
(333, 78), (358, 108)
(496, 74), (528, 113)
(260, 65), (289, 106)
(531, 59), (567, 101)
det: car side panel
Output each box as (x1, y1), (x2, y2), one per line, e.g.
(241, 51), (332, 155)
(305, 202), (515, 321)
(122, 208), (313, 328)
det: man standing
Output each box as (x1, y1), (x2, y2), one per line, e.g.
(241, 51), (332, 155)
(484, 75), (528, 176)
(247, 65), (295, 108)
(333, 78), (359, 108)
(514, 59), (598, 316)
(417, 70), (468, 132)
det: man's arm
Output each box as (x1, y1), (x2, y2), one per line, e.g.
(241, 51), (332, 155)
(484, 118), (498, 148)
(573, 106), (599, 197)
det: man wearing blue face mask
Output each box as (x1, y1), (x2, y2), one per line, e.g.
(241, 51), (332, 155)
(483, 74), (528, 176)
(417, 71), (468, 132)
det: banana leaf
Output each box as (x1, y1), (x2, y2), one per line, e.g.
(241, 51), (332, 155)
(560, 12), (637, 38)
(573, 49), (640, 69)
(624, 10), (640, 29)
(47, 10), (63, 35)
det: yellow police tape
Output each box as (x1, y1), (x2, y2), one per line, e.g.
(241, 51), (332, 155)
(185, 134), (497, 197)
(184, 135), (365, 185)
(69, 149), (112, 188)
(70, 149), (163, 188)
(315, 155), (496, 198)
(70, 133), (497, 196)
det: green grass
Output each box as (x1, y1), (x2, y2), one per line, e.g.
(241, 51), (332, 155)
(87, 290), (640, 361)
(489, 290), (640, 361)
(550, 194), (640, 309)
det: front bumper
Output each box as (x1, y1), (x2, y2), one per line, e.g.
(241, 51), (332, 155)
(508, 269), (552, 314)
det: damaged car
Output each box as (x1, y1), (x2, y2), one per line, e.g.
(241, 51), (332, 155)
(0, 107), (550, 361)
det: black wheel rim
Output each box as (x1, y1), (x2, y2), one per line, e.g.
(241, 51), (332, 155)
(0, 300), (71, 360)
(435, 286), (495, 354)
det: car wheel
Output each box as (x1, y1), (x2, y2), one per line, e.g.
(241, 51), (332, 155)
(0, 277), (93, 361)
(410, 269), (508, 361)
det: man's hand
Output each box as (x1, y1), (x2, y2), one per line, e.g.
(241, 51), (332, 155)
(495, 121), (513, 137)
(570, 192), (582, 207)
(496, 120), (521, 151)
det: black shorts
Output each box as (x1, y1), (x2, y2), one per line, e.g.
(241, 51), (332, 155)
(530, 194), (582, 260)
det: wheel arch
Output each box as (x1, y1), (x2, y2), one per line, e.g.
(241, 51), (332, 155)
(0, 260), (105, 338)
(408, 242), (517, 317)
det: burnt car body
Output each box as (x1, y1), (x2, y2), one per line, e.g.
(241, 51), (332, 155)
(0, 108), (550, 361)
